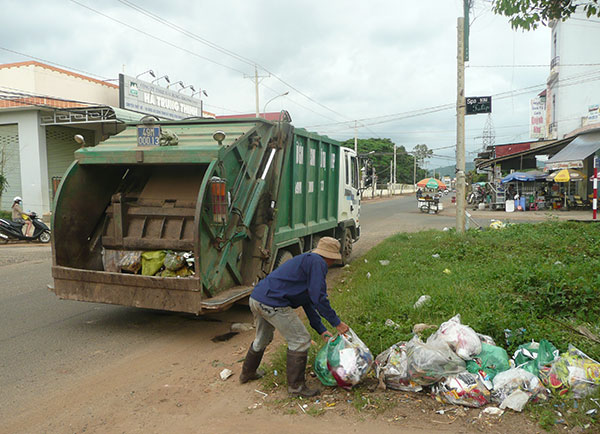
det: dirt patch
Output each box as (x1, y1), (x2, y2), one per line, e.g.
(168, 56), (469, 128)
(2, 324), (540, 434)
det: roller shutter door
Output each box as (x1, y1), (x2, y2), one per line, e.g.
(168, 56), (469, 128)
(0, 124), (21, 211)
(46, 126), (94, 200)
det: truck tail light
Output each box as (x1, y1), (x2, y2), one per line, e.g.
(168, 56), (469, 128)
(210, 177), (228, 224)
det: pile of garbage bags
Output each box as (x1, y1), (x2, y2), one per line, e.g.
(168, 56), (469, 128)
(316, 314), (600, 412)
(102, 248), (195, 277)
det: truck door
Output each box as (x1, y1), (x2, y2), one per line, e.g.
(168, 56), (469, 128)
(341, 149), (360, 224)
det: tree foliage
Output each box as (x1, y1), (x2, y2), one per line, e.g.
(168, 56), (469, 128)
(341, 137), (427, 184)
(493, 0), (600, 30)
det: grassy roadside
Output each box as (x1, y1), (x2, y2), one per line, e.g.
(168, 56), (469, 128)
(330, 221), (599, 360)
(261, 220), (600, 430)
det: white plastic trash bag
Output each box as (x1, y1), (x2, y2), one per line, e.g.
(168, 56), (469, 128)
(405, 336), (466, 385)
(375, 342), (422, 392)
(327, 328), (373, 389)
(427, 314), (482, 360)
(492, 367), (548, 410)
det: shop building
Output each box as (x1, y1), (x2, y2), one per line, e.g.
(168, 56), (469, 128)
(0, 61), (208, 215)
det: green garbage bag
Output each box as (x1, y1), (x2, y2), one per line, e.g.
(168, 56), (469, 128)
(314, 343), (337, 387)
(513, 339), (559, 376)
(466, 343), (510, 381)
(141, 250), (166, 276)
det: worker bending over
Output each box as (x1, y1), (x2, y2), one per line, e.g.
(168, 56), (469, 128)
(240, 237), (349, 397)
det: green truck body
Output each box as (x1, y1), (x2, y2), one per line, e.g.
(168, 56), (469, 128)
(50, 116), (360, 314)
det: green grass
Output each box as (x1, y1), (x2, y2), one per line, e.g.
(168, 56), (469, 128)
(324, 220), (600, 428)
(0, 210), (10, 220)
(330, 221), (600, 360)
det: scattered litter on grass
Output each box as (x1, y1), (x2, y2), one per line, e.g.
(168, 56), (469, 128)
(364, 259), (368, 263)
(219, 368), (233, 381)
(298, 403), (307, 413)
(443, 227), (449, 231)
(432, 253), (440, 259)
(586, 409), (598, 415)
(254, 389), (268, 398)
(443, 268), (451, 274)
(248, 402), (262, 410)
(366, 272), (371, 279)
(385, 319), (401, 329)
(413, 295), (431, 309)
(412, 323), (437, 334)
(554, 260), (564, 266)
(231, 322), (254, 332)
(489, 220), (506, 229)
(379, 260), (390, 266)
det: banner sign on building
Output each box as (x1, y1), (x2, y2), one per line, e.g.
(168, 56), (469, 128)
(119, 74), (203, 120)
(587, 104), (600, 125)
(530, 97), (546, 139)
(465, 96), (491, 115)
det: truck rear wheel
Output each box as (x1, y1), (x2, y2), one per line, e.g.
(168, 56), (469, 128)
(274, 249), (293, 270)
(341, 228), (352, 266)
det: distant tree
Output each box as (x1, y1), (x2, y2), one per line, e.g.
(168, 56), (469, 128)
(493, 0), (600, 30)
(341, 138), (426, 184)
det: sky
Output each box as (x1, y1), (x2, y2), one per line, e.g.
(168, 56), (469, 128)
(0, 0), (552, 169)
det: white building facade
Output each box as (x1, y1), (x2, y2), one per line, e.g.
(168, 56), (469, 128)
(546, 10), (600, 139)
(0, 61), (120, 214)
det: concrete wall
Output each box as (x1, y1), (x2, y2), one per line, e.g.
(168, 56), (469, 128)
(0, 110), (50, 214)
(0, 62), (118, 106)
(549, 10), (600, 138)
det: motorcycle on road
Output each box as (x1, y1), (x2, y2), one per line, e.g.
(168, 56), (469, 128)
(0, 212), (51, 243)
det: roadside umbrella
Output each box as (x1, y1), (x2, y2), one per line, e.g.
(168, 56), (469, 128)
(545, 168), (586, 182)
(501, 172), (536, 183)
(417, 178), (446, 190)
(546, 169), (586, 208)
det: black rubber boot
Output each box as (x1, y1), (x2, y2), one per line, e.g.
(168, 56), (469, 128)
(286, 349), (320, 397)
(239, 346), (266, 384)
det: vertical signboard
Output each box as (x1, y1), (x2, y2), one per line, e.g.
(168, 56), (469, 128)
(530, 97), (546, 139)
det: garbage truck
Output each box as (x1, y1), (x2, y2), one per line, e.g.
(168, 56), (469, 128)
(50, 112), (360, 314)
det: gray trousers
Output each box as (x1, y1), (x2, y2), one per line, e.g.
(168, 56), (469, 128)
(249, 297), (311, 352)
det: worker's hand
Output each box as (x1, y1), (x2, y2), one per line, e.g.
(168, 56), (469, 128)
(321, 331), (333, 342)
(336, 321), (349, 335)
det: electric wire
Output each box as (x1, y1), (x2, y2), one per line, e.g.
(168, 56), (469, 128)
(89, 0), (352, 123)
(69, 0), (248, 75)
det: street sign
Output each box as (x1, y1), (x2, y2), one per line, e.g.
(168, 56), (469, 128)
(466, 96), (492, 115)
(136, 125), (161, 146)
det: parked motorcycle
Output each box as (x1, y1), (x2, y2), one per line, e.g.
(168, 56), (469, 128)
(0, 212), (51, 243)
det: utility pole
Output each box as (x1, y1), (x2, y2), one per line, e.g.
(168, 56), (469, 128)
(413, 153), (417, 190)
(244, 65), (270, 117)
(393, 145), (397, 195)
(456, 16), (466, 234)
(354, 120), (358, 153)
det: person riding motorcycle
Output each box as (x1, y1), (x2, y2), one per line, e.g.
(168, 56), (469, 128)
(11, 196), (33, 236)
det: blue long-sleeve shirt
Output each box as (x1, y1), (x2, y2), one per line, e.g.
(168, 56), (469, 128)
(250, 252), (341, 334)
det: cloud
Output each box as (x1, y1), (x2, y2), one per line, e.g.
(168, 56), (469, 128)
(0, 0), (554, 167)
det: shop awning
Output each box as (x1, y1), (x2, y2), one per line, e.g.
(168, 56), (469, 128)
(40, 105), (150, 126)
(545, 130), (600, 170)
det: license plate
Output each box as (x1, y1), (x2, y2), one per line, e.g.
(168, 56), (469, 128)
(136, 126), (160, 146)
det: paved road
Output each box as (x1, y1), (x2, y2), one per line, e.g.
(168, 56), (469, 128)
(0, 193), (585, 420)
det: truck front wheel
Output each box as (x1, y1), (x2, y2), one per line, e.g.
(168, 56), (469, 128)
(341, 228), (353, 266)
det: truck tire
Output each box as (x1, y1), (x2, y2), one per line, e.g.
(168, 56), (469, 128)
(341, 228), (352, 266)
(274, 249), (293, 270)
